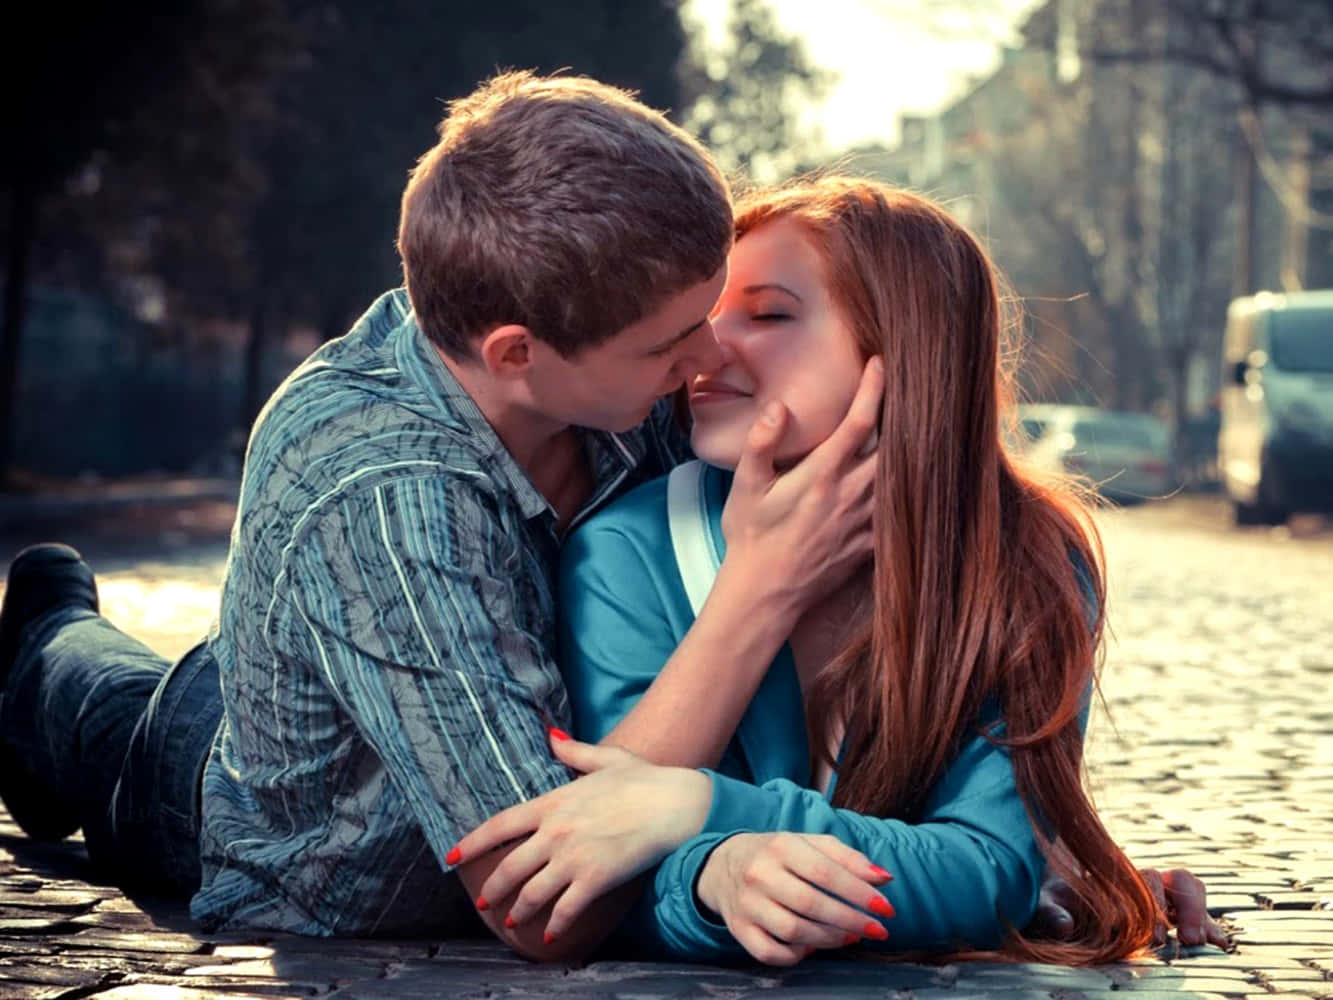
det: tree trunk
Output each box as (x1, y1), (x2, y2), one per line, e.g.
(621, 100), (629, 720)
(1, 179), (39, 489)
(240, 293), (270, 436)
(1233, 122), (1257, 298)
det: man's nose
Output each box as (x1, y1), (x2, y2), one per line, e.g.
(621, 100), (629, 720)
(681, 322), (726, 380)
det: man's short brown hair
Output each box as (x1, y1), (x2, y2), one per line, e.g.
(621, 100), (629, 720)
(398, 70), (733, 359)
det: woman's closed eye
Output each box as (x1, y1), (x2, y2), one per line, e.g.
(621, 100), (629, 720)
(751, 313), (793, 323)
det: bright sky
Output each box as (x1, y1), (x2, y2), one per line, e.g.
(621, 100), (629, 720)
(686, 0), (1044, 151)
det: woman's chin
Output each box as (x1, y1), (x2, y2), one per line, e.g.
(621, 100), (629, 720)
(688, 431), (743, 472)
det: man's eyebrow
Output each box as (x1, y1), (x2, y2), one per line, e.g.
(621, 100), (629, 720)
(646, 318), (706, 354)
(742, 282), (803, 302)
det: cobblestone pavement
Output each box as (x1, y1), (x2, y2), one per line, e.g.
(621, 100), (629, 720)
(0, 495), (1330, 998)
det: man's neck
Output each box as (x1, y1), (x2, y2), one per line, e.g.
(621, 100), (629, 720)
(438, 350), (568, 473)
(438, 349), (595, 531)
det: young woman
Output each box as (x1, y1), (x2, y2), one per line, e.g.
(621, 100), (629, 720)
(454, 177), (1220, 965)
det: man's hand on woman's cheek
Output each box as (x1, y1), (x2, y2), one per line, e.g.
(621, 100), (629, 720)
(719, 356), (883, 623)
(449, 733), (712, 944)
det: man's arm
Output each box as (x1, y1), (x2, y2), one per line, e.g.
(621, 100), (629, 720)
(288, 474), (588, 959)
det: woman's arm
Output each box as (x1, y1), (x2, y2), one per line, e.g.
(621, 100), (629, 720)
(569, 360), (882, 767)
(646, 720), (1045, 962)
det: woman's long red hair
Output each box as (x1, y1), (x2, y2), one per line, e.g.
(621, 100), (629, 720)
(733, 178), (1160, 964)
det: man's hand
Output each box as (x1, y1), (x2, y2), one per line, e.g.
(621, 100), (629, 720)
(450, 733), (711, 942)
(696, 832), (896, 966)
(719, 356), (883, 623)
(1029, 866), (1230, 950)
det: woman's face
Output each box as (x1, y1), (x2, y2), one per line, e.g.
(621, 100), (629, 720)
(690, 216), (867, 469)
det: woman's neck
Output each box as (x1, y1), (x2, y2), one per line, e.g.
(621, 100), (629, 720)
(788, 572), (870, 683)
(788, 570), (871, 794)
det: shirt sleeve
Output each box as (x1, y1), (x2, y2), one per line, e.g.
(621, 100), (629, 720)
(640, 720), (1046, 960)
(284, 473), (573, 870)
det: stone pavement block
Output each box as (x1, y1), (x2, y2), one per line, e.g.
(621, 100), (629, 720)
(1116, 976), (1271, 993)
(1199, 893), (1258, 912)
(212, 944), (281, 961)
(0, 959), (112, 989)
(0, 917), (83, 936)
(950, 961), (1116, 991)
(274, 937), (440, 963)
(61, 927), (210, 954)
(85, 988), (306, 1000)
(181, 954), (393, 989)
(124, 970), (330, 995)
(0, 889), (106, 911)
(0, 986), (70, 1000)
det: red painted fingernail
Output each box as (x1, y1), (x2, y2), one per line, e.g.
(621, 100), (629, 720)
(549, 726), (571, 741)
(475, 895), (488, 911)
(504, 915), (517, 929)
(544, 931), (557, 945)
(446, 846), (462, 865)
(843, 933), (860, 946)
(864, 920), (889, 941)
(868, 896), (895, 918)
(869, 864), (892, 882)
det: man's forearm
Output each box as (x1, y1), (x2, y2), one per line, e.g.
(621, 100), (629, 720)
(601, 559), (797, 768)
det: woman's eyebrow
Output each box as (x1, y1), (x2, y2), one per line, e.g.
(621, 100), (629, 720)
(742, 282), (803, 302)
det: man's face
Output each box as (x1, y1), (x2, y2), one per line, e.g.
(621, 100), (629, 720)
(525, 267), (728, 432)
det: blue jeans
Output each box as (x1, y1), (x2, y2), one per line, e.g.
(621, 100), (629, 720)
(0, 606), (220, 896)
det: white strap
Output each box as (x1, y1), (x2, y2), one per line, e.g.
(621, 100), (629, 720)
(667, 460), (721, 617)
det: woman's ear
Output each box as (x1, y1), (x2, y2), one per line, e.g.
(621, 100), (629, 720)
(478, 324), (536, 379)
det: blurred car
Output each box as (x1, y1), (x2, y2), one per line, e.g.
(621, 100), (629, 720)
(1018, 404), (1174, 503)
(1008, 403), (1064, 455)
(1218, 289), (1333, 525)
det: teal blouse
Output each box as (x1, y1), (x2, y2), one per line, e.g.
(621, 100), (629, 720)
(558, 463), (1055, 959)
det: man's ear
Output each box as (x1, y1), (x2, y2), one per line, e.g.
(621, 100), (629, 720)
(477, 324), (536, 378)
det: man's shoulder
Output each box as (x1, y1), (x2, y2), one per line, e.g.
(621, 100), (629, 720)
(240, 295), (494, 504)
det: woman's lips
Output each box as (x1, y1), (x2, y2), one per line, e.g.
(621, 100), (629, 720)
(690, 382), (751, 406)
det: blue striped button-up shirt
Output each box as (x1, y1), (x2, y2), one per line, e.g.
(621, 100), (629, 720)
(190, 289), (689, 936)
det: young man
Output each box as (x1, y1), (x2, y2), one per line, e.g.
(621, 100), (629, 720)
(0, 72), (882, 961)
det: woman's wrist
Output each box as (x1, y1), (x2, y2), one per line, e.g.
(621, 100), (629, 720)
(708, 556), (803, 640)
(695, 837), (731, 919)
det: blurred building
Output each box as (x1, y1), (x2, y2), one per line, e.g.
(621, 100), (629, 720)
(859, 0), (1332, 438)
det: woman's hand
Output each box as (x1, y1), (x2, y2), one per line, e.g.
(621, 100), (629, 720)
(449, 732), (712, 941)
(1142, 868), (1231, 950)
(696, 831), (896, 966)
(719, 357), (883, 623)
(1030, 864), (1230, 950)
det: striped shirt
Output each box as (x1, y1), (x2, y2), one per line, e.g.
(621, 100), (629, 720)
(190, 289), (689, 936)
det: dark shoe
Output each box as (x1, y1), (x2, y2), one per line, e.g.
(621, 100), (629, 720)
(0, 544), (98, 840)
(0, 544), (99, 691)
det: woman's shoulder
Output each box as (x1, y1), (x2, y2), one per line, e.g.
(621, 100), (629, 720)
(568, 469), (675, 554)
(568, 460), (728, 552)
